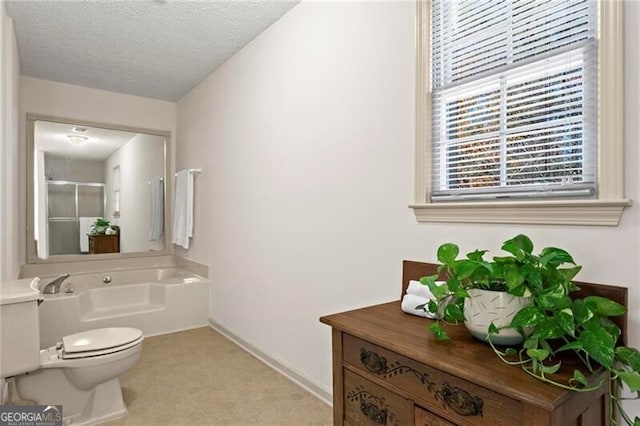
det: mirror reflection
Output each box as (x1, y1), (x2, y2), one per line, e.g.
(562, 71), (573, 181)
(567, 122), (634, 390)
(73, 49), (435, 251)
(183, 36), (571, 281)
(33, 119), (166, 259)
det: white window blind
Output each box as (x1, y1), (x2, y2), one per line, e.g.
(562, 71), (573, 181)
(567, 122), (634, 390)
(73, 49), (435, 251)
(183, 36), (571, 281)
(430, 0), (598, 201)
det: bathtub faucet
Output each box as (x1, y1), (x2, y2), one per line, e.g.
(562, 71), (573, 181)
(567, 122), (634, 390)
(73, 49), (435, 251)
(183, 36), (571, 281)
(42, 273), (70, 294)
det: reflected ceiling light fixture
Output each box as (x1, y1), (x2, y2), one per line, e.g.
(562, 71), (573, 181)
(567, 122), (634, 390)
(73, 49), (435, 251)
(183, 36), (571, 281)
(68, 135), (88, 145)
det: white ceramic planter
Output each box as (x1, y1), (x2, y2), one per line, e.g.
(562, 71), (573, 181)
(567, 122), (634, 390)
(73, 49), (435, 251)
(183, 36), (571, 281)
(464, 288), (531, 345)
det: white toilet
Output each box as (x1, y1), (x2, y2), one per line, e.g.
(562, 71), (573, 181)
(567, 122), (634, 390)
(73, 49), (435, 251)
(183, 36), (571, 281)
(0, 278), (143, 426)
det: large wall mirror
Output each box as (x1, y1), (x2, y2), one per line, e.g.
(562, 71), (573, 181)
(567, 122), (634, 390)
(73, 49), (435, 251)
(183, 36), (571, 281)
(26, 114), (171, 263)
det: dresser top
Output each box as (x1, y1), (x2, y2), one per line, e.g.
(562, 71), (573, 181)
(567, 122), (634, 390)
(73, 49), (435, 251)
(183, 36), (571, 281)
(320, 300), (603, 411)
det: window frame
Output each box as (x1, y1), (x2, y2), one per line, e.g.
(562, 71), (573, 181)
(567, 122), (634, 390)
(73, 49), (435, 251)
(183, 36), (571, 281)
(411, 0), (630, 226)
(112, 165), (121, 218)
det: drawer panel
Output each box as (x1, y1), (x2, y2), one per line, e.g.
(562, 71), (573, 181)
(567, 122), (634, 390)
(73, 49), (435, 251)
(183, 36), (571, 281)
(415, 406), (456, 426)
(344, 334), (521, 426)
(344, 369), (413, 426)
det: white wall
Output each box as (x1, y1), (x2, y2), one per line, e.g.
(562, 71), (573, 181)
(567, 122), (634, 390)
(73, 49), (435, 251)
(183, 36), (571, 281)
(19, 77), (176, 264)
(0, 4), (20, 280)
(176, 0), (640, 417)
(105, 133), (165, 253)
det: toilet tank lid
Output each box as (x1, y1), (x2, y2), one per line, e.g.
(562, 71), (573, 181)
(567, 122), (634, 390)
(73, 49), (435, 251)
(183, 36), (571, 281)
(0, 278), (40, 305)
(63, 327), (143, 354)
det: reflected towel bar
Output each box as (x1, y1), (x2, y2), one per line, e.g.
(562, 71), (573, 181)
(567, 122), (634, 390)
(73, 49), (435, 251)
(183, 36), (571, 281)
(174, 168), (203, 176)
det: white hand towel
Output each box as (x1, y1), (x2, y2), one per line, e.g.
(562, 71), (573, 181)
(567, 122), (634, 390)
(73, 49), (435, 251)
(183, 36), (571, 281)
(172, 170), (195, 249)
(401, 294), (437, 319)
(79, 217), (100, 253)
(407, 280), (436, 299)
(149, 178), (164, 241)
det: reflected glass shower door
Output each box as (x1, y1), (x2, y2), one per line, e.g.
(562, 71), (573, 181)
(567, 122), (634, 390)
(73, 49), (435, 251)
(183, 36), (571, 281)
(48, 182), (78, 255)
(78, 184), (105, 254)
(47, 181), (105, 256)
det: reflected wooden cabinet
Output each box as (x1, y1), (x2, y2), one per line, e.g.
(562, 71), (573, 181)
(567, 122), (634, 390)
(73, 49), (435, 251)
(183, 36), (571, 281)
(88, 234), (119, 254)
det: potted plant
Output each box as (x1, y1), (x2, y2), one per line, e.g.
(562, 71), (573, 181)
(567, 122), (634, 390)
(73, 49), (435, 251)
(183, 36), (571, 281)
(420, 234), (640, 426)
(90, 218), (111, 235)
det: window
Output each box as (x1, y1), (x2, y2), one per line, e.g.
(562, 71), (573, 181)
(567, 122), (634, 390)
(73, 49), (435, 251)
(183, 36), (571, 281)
(412, 0), (629, 225)
(112, 165), (120, 218)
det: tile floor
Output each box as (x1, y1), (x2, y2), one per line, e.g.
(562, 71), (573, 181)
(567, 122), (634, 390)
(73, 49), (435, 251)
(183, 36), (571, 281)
(105, 327), (332, 425)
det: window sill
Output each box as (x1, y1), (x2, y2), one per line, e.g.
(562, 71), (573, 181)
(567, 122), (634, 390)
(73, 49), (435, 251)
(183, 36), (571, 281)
(410, 199), (632, 226)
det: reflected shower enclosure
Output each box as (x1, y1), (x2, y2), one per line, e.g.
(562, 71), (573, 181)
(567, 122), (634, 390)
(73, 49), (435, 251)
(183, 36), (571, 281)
(47, 179), (105, 255)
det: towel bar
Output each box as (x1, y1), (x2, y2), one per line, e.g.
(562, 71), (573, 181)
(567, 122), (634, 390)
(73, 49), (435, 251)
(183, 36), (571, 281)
(174, 168), (202, 176)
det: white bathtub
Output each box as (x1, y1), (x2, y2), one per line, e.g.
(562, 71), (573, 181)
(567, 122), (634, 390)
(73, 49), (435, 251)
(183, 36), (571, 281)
(37, 268), (209, 348)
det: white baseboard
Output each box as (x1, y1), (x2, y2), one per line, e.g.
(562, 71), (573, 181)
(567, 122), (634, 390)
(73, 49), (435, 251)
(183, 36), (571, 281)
(143, 322), (210, 339)
(208, 319), (332, 407)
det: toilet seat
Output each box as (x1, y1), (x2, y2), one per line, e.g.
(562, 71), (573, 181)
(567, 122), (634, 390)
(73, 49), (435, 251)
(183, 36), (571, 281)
(61, 327), (143, 360)
(62, 336), (143, 359)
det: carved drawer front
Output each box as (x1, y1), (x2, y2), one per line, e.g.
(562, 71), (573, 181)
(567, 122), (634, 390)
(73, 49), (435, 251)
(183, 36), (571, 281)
(343, 334), (521, 426)
(344, 369), (413, 426)
(415, 406), (456, 426)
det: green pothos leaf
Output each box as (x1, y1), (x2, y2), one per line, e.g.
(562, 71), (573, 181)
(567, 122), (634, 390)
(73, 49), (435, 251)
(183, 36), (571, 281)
(523, 337), (538, 350)
(536, 294), (557, 311)
(531, 317), (565, 340)
(510, 306), (544, 328)
(556, 308), (575, 338)
(539, 339), (554, 356)
(454, 260), (477, 280)
(540, 246), (575, 266)
(573, 299), (594, 326)
(419, 274), (438, 287)
(584, 296), (627, 317)
(523, 267), (543, 290)
(488, 322), (499, 335)
(531, 358), (539, 374)
(502, 234), (534, 258)
(539, 362), (561, 375)
(509, 285), (527, 297)
(427, 300), (438, 315)
(579, 328), (615, 369)
(466, 249), (487, 262)
(556, 340), (583, 353)
(429, 322), (449, 340)
(539, 251), (559, 267)
(438, 243), (459, 266)
(527, 348), (550, 362)
(444, 303), (464, 322)
(453, 287), (470, 299)
(556, 265), (582, 282)
(550, 295), (573, 311)
(616, 346), (640, 371)
(503, 263), (525, 291)
(504, 347), (518, 356)
(426, 280), (448, 300)
(571, 369), (589, 387)
(618, 371), (640, 393)
(478, 261), (494, 274)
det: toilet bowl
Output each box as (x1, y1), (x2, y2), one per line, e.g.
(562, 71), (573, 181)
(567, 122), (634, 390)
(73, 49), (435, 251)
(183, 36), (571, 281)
(16, 327), (143, 426)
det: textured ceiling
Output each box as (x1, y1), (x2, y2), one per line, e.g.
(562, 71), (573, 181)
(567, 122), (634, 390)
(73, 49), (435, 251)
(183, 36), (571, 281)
(5, 0), (299, 101)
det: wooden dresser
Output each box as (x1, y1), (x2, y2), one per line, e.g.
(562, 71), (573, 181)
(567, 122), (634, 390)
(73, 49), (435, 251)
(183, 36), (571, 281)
(88, 234), (120, 254)
(320, 261), (628, 426)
